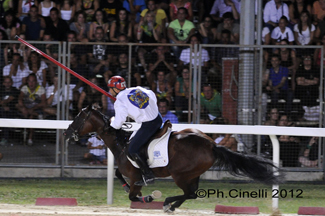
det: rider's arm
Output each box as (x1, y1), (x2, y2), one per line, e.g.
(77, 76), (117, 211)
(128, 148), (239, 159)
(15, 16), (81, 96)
(110, 98), (128, 129)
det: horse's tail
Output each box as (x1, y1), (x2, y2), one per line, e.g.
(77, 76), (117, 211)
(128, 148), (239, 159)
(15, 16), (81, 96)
(213, 145), (283, 184)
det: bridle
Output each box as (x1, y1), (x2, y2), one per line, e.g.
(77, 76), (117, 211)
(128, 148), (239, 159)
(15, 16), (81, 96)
(67, 108), (92, 141)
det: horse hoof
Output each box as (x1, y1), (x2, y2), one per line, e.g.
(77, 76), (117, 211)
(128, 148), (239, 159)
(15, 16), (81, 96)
(163, 204), (174, 213)
(152, 190), (162, 199)
(123, 185), (130, 193)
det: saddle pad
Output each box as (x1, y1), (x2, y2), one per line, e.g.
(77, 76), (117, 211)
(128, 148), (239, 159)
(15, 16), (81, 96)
(127, 127), (172, 168)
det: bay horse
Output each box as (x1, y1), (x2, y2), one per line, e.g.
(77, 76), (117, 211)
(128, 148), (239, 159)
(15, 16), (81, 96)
(64, 105), (282, 212)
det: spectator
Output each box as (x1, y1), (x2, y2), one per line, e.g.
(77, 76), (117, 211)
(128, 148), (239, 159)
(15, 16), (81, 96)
(58, 0), (76, 23)
(265, 54), (293, 115)
(151, 71), (173, 104)
(140, 0), (167, 37)
(263, 0), (290, 32)
(137, 12), (161, 72)
(158, 98), (178, 124)
(210, 0), (240, 23)
(69, 10), (90, 42)
(264, 107), (279, 126)
(198, 15), (217, 44)
(216, 12), (239, 44)
(169, 0), (193, 21)
(100, 0), (123, 23)
(271, 16), (294, 45)
(0, 29), (8, 70)
(3, 53), (29, 89)
(0, 76), (20, 146)
(200, 83), (222, 122)
(314, 34), (325, 67)
(212, 117), (239, 152)
(289, 0), (312, 25)
(76, 0), (99, 22)
(26, 51), (48, 88)
(299, 137), (322, 167)
(295, 55), (320, 122)
(84, 134), (107, 165)
(44, 74), (73, 119)
(45, 7), (70, 41)
(122, 0), (146, 23)
(88, 9), (109, 41)
(293, 11), (315, 47)
(312, 0), (325, 26)
(17, 0), (38, 21)
(16, 73), (46, 145)
(0, 9), (21, 40)
(22, 5), (45, 40)
(109, 9), (132, 42)
(40, 32), (58, 81)
(167, 7), (195, 59)
(39, 0), (56, 17)
(12, 33), (31, 63)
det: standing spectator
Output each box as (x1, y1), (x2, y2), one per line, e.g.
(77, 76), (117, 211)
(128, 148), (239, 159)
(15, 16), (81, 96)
(151, 71), (173, 104)
(22, 5), (45, 40)
(17, 0), (38, 21)
(198, 15), (217, 44)
(312, 0), (325, 26)
(100, 0), (123, 23)
(84, 134), (107, 165)
(88, 9), (109, 41)
(26, 51), (48, 88)
(216, 12), (239, 44)
(122, 0), (146, 23)
(3, 53), (29, 89)
(0, 76), (20, 146)
(58, 0), (76, 23)
(289, 0), (312, 26)
(39, 0), (56, 17)
(168, 7), (195, 59)
(16, 73), (46, 145)
(210, 0), (240, 23)
(158, 98), (178, 124)
(45, 7), (70, 41)
(265, 54), (293, 115)
(271, 16), (294, 45)
(76, 0), (99, 22)
(69, 10), (90, 42)
(169, 0), (193, 21)
(294, 11), (315, 46)
(109, 9), (132, 42)
(200, 84), (222, 121)
(264, 0), (290, 33)
(0, 9), (21, 40)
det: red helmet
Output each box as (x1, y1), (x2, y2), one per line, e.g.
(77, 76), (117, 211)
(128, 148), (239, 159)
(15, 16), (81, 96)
(107, 76), (126, 90)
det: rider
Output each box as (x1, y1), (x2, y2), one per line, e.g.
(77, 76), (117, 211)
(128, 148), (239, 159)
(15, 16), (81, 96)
(107, 75), (162, 186)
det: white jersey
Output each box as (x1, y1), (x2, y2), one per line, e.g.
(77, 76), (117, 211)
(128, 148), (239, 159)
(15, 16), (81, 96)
(110, 86), (159, 129)
(88, 136), (106, 156)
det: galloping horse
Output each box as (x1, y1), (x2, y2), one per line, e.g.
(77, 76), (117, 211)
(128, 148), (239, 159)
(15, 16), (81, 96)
(64, 105), (281, 212)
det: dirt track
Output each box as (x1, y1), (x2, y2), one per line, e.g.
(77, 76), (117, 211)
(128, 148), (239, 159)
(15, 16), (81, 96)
(0, 204), (299, 216)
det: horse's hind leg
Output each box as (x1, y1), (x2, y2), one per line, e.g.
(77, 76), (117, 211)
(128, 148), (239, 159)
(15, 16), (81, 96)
(115, 169), (130, 193)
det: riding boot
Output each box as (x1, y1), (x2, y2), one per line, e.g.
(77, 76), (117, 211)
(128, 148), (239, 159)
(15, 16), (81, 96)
(130, 153), (155, 186)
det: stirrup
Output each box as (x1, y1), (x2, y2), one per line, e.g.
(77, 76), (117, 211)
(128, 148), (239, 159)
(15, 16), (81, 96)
(135, 176), (155, 186)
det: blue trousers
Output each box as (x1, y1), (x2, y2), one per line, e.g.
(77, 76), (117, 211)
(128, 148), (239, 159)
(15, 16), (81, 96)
(128, 114), (163, 155)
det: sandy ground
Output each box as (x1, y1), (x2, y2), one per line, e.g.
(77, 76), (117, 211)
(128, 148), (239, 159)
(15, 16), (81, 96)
(0, 204), (299, 216)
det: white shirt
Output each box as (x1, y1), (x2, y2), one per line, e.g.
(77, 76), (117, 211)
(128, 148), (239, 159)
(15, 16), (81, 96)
(46, 84), (73, 106)
(271, 26), (294, 42)
(3, 64), (29, 89)
(293, 24), (315, 45)
(88, 136), (106, 156)
(27, 61), (48, 86)
(110, 87), (159, 129)
(180, 48), (210, 66)
(210, 0), (241, 17)
(263, 0), (289, 24)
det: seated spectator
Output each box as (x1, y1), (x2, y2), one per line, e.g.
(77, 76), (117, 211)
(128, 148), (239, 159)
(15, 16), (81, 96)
(88, 9), (109, 41)
(44, 74), (73, 119)
(39, 0), (56, 18)
(0, 9), (21, 40)
(17, 0), (38, 21)
(16, 73), (46, 145)
(314, 34), (325, 67)
(26, 51), (48, 88)
(167, 7), (195, 59)
(210, 0), (240, 23)
(264, 107), (279, 126)
(169, 0), (193, 21)
(198, 15), (217, 44)
(0, 29), (8, 68)
(3, 53), (29, 89)
(109, 9), (132, 42)
(84, 134), (107, 165)
(271, 16), (294, 45)
(299, 137), (322, 167)
(200, 83), (222, 121)
(12, 33), (31, 63)
(0, 76), (20, 146)
(295, 55), (320, 122)
(40, 32), (59, 81)
(265, 54), (293, 115)
(263, 0), (290, 32)
(75, 0), (99, 22)
(57, 0), (76, 23)
(22, 5), (45, 41)
(212, 117), (239, 152)
(45, 7), (70, 41)
(312, 0), (325, 26)
(151, 71), (173, 104)
(140, 0), (167, 37)
(69, 10), (90, 42)
(122, 0), (146, 23)
(158, 98), (178, 124)
(216, 12), (239, 44)
(100, 0), (123, 24)
(289, 0), (312, 26)
(174, 67), (193, 120)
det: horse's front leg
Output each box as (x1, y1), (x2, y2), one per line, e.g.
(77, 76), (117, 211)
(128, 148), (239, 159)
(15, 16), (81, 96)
(115, 169), (130, 193)
(128, 183), (154, 203)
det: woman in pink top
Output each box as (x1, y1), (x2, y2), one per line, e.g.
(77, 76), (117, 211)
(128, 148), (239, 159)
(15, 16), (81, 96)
(169, 0), (192, 21)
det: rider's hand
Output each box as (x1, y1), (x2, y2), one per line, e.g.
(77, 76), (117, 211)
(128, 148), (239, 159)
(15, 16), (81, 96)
(110, 116), (115, 123)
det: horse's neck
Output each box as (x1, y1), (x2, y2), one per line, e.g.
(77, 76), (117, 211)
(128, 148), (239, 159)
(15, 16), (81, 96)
(100, 133), (124, 158)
